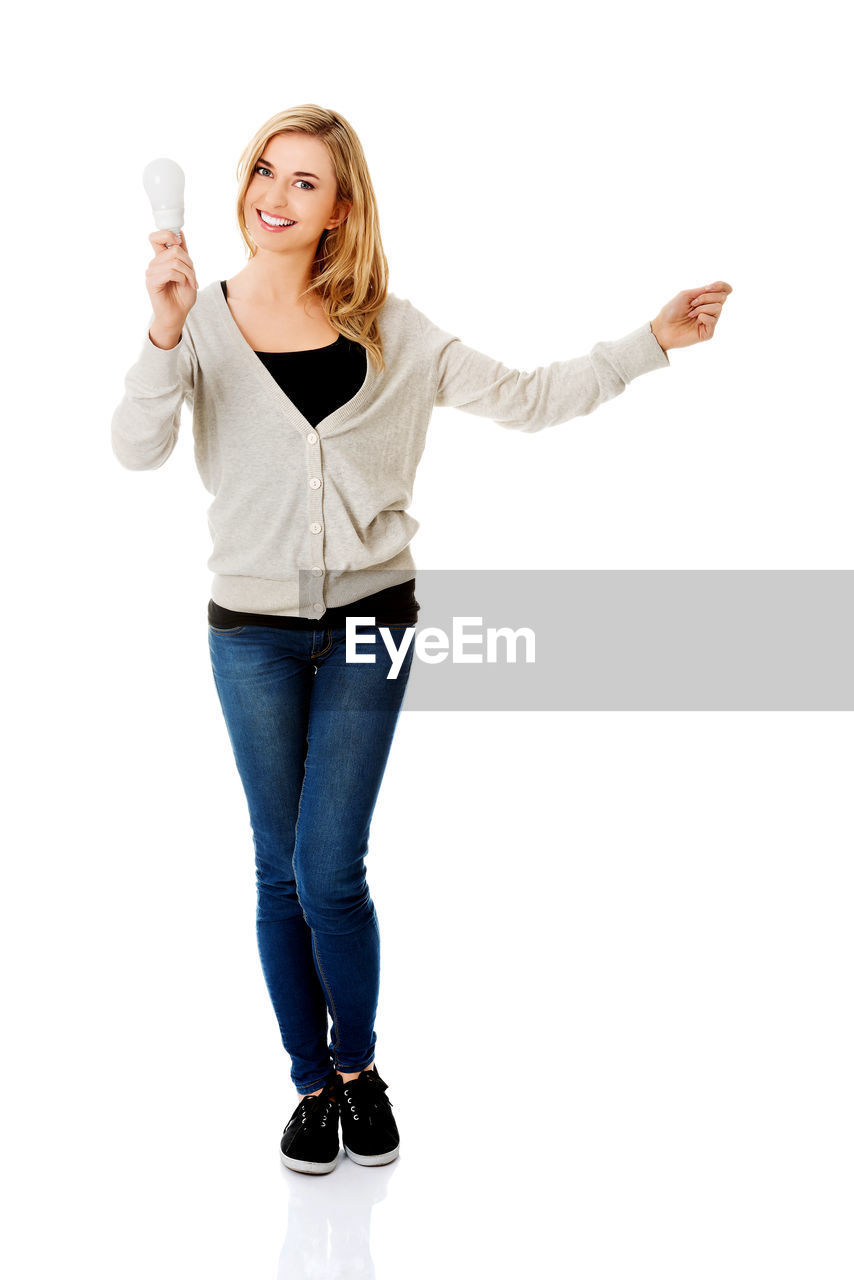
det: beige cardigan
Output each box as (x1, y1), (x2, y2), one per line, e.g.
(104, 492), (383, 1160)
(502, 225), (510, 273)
(111, 281), (670, 616)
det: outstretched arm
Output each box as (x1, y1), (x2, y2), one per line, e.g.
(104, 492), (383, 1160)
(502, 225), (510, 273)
(411, 302), (672, 432)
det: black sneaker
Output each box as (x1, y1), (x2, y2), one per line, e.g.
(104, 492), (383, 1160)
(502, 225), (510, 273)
(280, 1070), (341, 1175)
(335, 1065), (400, 1166)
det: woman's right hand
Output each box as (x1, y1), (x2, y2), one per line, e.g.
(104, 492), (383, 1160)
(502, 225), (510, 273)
(145, 229), (200, 336)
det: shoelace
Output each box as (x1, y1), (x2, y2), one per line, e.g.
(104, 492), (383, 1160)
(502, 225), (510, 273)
(339, 1072), (392, 1122)
(297, 1092), (336, 1130)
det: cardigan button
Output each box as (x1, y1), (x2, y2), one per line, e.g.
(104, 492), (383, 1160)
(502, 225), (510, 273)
(309, 477), (322, 489)
(311, 567), (324, 577)
(306, 432), (318, 444)
(310, 522), (322, 534)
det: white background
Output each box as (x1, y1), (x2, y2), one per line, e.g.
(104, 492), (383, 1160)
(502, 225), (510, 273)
(3, 1), (852, 1276)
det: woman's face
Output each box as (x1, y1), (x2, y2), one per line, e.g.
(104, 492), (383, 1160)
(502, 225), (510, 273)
(244, 131), (350, 252)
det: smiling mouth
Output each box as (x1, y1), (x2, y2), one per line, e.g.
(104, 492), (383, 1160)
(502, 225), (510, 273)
(257, 209), (297, 228)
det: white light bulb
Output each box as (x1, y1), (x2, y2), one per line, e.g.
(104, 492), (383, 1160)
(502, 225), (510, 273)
(142, 157), (185, 235)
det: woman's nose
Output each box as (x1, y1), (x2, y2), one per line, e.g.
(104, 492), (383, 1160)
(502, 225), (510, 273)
(269, 184), (291, 211)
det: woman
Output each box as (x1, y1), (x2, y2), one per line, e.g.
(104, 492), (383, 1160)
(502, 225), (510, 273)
(111, 103), (732, 1177)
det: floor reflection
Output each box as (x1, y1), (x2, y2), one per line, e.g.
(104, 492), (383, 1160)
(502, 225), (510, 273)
(276, 1149), (398, 1278)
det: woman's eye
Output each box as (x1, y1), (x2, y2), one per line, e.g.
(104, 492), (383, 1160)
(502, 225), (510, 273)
(254, 165), (314, 191)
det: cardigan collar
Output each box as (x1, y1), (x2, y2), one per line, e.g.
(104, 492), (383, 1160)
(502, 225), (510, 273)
(200, 280), (378, 437)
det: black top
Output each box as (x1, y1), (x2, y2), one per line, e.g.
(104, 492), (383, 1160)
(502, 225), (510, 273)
(208, 281), (418, 630)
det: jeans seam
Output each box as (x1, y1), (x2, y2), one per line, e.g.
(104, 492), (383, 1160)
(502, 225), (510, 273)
(312, 932), (343, 1064)
(299, 1070), (333, 1093)
(286, 744), (331, 1079)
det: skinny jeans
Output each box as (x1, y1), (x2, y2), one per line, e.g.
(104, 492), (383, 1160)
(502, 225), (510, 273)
(208, 620), (414, 1094)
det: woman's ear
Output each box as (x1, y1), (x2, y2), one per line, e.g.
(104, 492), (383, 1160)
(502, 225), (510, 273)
(328, 200), (352, 230)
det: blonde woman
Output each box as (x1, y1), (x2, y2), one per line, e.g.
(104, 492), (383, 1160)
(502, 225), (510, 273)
(111, 104), (732, 1176)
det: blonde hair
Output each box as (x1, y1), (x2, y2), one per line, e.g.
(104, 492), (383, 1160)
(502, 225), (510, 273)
(235, 104), (389, 372)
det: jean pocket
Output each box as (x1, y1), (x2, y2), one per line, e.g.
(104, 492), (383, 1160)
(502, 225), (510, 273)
(208, 624), (247, 635)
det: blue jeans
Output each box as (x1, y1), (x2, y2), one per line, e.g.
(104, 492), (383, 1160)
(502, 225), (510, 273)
(207, 621), (415, 1094)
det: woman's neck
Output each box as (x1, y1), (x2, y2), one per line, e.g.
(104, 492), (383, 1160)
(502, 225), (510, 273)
(232, 255), (316, 309)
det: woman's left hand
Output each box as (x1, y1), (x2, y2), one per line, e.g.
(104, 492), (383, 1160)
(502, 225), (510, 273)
(650, 281), (733, 352)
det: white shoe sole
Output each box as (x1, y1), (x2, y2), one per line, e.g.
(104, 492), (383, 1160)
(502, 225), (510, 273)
(280, 1148), (340, 1175)
(343, 1142), (400, 1166)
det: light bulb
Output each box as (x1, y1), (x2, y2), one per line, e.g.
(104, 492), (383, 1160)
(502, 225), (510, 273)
(142, 157), (185, 235)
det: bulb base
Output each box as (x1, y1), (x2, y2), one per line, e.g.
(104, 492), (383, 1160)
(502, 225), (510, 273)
(152, 207), (185, 232)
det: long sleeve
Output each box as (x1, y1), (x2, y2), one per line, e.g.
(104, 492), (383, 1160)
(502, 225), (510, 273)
(111, 317), (198, 470)
(410, 302), (670, 433)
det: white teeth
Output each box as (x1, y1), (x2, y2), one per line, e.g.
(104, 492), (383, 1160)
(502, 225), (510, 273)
(260, 211), (294, 226)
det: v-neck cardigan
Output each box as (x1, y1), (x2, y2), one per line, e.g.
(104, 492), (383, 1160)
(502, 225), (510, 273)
(111, 280), (670, 617)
